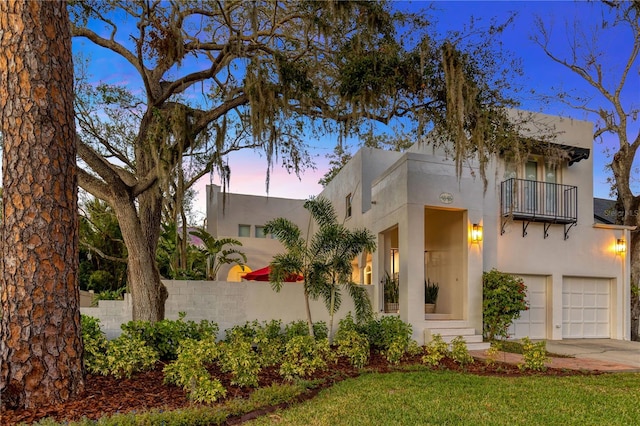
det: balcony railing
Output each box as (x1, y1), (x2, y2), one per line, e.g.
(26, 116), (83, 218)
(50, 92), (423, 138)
(500, 178), (578, 239)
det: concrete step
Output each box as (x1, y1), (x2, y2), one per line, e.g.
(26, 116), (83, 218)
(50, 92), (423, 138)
(467, 342), (491, 351)
(438, 334), (484, 344)
(428, 327), (476, 337)
(423, 326), (488, 351)
(424, 320), (470, 328)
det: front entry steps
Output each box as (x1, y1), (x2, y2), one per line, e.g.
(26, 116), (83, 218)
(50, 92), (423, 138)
(424, 321), (489, 351)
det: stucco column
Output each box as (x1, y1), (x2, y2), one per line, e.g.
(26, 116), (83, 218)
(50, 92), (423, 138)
(467, 215), (484, 331)
(398, 203), (425, 339)
(550, 273), (563, 340)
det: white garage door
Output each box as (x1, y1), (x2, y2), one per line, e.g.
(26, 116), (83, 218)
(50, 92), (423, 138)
(509, 275), (547, 339)
(562, 277), (610, 338)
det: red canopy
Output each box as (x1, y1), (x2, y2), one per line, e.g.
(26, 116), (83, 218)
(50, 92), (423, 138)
(242, 266), (303, 282)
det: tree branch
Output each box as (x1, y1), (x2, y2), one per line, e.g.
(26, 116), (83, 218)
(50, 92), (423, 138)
(79, 241), (128, 264)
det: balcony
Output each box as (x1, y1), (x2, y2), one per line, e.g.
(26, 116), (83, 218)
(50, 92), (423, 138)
(500, 178), (578, 239)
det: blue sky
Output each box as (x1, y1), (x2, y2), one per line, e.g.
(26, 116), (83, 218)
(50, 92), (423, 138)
(72, 1), (638, 219)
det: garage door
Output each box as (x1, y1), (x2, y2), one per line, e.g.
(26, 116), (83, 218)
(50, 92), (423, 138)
(509, 275), (547, 339)
(562, 277), (610, 338)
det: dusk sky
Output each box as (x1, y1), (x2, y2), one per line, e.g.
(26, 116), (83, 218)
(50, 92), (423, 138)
(71, 1), (638, 221)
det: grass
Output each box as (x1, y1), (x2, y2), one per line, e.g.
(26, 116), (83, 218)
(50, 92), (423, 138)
(247, 370), (640, 425)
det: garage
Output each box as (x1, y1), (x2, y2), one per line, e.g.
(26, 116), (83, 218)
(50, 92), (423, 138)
(562, 277), (610, 338)
(509, 275), (548, 339)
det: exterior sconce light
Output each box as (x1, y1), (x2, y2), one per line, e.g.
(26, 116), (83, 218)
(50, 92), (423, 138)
(616, 238), (626, 254)
(471, 224), (483, 243)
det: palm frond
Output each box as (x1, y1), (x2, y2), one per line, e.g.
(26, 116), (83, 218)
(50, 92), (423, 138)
(304, 197), (337, 229)
(347, 282), (374, 323)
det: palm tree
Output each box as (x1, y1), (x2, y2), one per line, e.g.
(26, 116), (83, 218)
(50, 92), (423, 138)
(188, 228), (247, 280)
(264, 197), (375, 340)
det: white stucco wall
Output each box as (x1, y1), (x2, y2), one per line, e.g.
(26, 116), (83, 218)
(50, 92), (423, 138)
(205, 185), (308, 279)
(81, 280), (374, 339)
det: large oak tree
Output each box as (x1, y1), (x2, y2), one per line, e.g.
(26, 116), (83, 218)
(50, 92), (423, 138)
(70, 1), (521, 322)
(0, 0), (84, 409)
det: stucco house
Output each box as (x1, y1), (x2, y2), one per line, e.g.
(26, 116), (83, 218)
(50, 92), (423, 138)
(207, 110), (633, 346)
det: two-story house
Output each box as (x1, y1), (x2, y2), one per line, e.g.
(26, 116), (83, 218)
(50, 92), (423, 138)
(207, 110), (632, 343)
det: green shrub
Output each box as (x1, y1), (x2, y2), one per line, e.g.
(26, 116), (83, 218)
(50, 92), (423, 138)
(519, 337), (548, 371)
(224, 320), (286, 367)
(253, 321), (285, 367)
(87, 270), (116, 292)
(121, 312), (218, 360)
(90, 331), (159, 379)
(224, 320), (260, 342)
(422, 334), (449, 367)
(218, 338), (261, 387)
(450, 336), (473, 366)
(312, 321), (329, 340)
(279, 335), (331, 380)
(163, 337), (227, 403)
(361, 315), (412, 351)
(484, 341), (502, 366)
(80, 315), (108, 372)
(91, 287), (126, 306)
(482, 269), (529, 340)
(334, 328), (370, 368)
(284, 320), (310, 340)
(384, 339), (407, 365)
(336, 313), (359, 335)
(359, 315), (415, 364)
(282, 319), (328, 341)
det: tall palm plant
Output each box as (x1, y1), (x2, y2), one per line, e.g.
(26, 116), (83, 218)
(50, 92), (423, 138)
(188, 228), (247, 280)
(264, 197), (376, 340)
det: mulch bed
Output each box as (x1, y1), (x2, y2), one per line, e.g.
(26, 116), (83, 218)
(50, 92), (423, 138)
(1, 353), (598, 426)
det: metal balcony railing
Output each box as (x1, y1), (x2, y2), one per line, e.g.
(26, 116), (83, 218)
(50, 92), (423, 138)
(500, 178), (578, 239)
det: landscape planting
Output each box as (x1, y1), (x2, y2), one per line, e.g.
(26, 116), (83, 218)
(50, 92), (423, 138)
(1, 314), (613, 425)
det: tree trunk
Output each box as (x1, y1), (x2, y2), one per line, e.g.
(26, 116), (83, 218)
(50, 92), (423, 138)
(630, 228), (640, 341)
(112, 194), (168, 322)
(0, 0), (84, 409)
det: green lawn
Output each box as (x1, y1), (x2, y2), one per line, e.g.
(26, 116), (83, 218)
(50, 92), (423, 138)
(248, 370), (640, 425)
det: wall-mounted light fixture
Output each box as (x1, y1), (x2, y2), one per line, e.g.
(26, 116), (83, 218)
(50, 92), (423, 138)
(471, 224), (483, 243)
(616, 238), (626, 254)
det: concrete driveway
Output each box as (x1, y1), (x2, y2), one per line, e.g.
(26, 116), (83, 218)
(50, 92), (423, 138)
(545, 339), (640, 370)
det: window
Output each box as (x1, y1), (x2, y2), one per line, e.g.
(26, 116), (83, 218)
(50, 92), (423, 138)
(255, 225), (267, 238)
(238, 224), (250, 237)
(521, 157), (562, 215)
(346, 194), (352, 218)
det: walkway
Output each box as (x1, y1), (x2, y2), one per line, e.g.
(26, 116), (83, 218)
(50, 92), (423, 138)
(470, 339), (640, 372)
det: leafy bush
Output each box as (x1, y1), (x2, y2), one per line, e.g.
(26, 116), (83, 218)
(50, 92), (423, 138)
(312, 321), (329, 340)
(422, 334), (449, 367)
(334, 328), (370, 368)
(218, 338), (261, 387)
(519, 337), (548, 371)
(80, 315), (108, 372)
(89, 331), (159, 379)
(253, 320), (285, 367)
(450, 336), (473, 366)
(88, 270), (117, 292)
(361, 315), (412, 351)
(121, 312), (218, 360)
(484, 341), (502, 366)
(359, 315), (415, 364)
(282, 320), (327, 341)
(224, 321), (260, 342)
(91, 287), (126, 306)
(482, 269), (529, 341)
(279, 336), (332, 380)
(163, 337), (227, 403)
